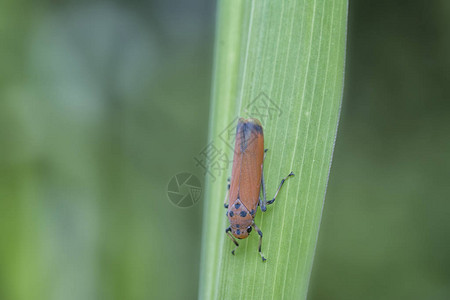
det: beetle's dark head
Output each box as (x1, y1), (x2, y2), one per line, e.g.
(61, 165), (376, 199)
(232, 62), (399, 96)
(231, 225), (252, 239)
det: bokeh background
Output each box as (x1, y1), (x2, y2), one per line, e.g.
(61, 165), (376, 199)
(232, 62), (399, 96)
(1, 1), (449, 300)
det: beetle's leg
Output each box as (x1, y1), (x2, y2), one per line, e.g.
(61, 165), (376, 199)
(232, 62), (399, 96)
(252, 222), (266, 262)
(260, 149), (277, 211)
(225, 227), (239, 255)
(224, 177), (231, 208)
(259, 150), (269, 211)
(267, 172), (295, 205)
(259, 169), (267, 212)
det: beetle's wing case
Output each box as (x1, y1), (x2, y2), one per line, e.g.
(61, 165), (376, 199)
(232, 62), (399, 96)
(228, 124), (242, 207)
(228, 118), (264, 212)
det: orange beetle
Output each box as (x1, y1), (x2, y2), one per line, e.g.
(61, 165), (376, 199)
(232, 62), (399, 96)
(224, 118), (294, 261)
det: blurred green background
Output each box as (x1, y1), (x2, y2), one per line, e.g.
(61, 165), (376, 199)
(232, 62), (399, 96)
(0, 1), (449, 300)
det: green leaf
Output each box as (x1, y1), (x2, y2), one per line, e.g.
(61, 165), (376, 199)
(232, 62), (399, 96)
(199, 0), (347, 299)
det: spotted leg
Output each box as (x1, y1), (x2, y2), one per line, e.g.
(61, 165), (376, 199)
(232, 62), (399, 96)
(252, 222), (266, 262)
(259, 149), (269, 211)
(225, 227), (239, 255)
(267, 172), (295, 205)
(223, 177), (231, 208)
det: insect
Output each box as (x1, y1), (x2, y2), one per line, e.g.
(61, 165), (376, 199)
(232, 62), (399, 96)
(224, 118), (294, 261)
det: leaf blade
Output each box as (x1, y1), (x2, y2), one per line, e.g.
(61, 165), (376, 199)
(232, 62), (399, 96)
(199, 0), (347, 299)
